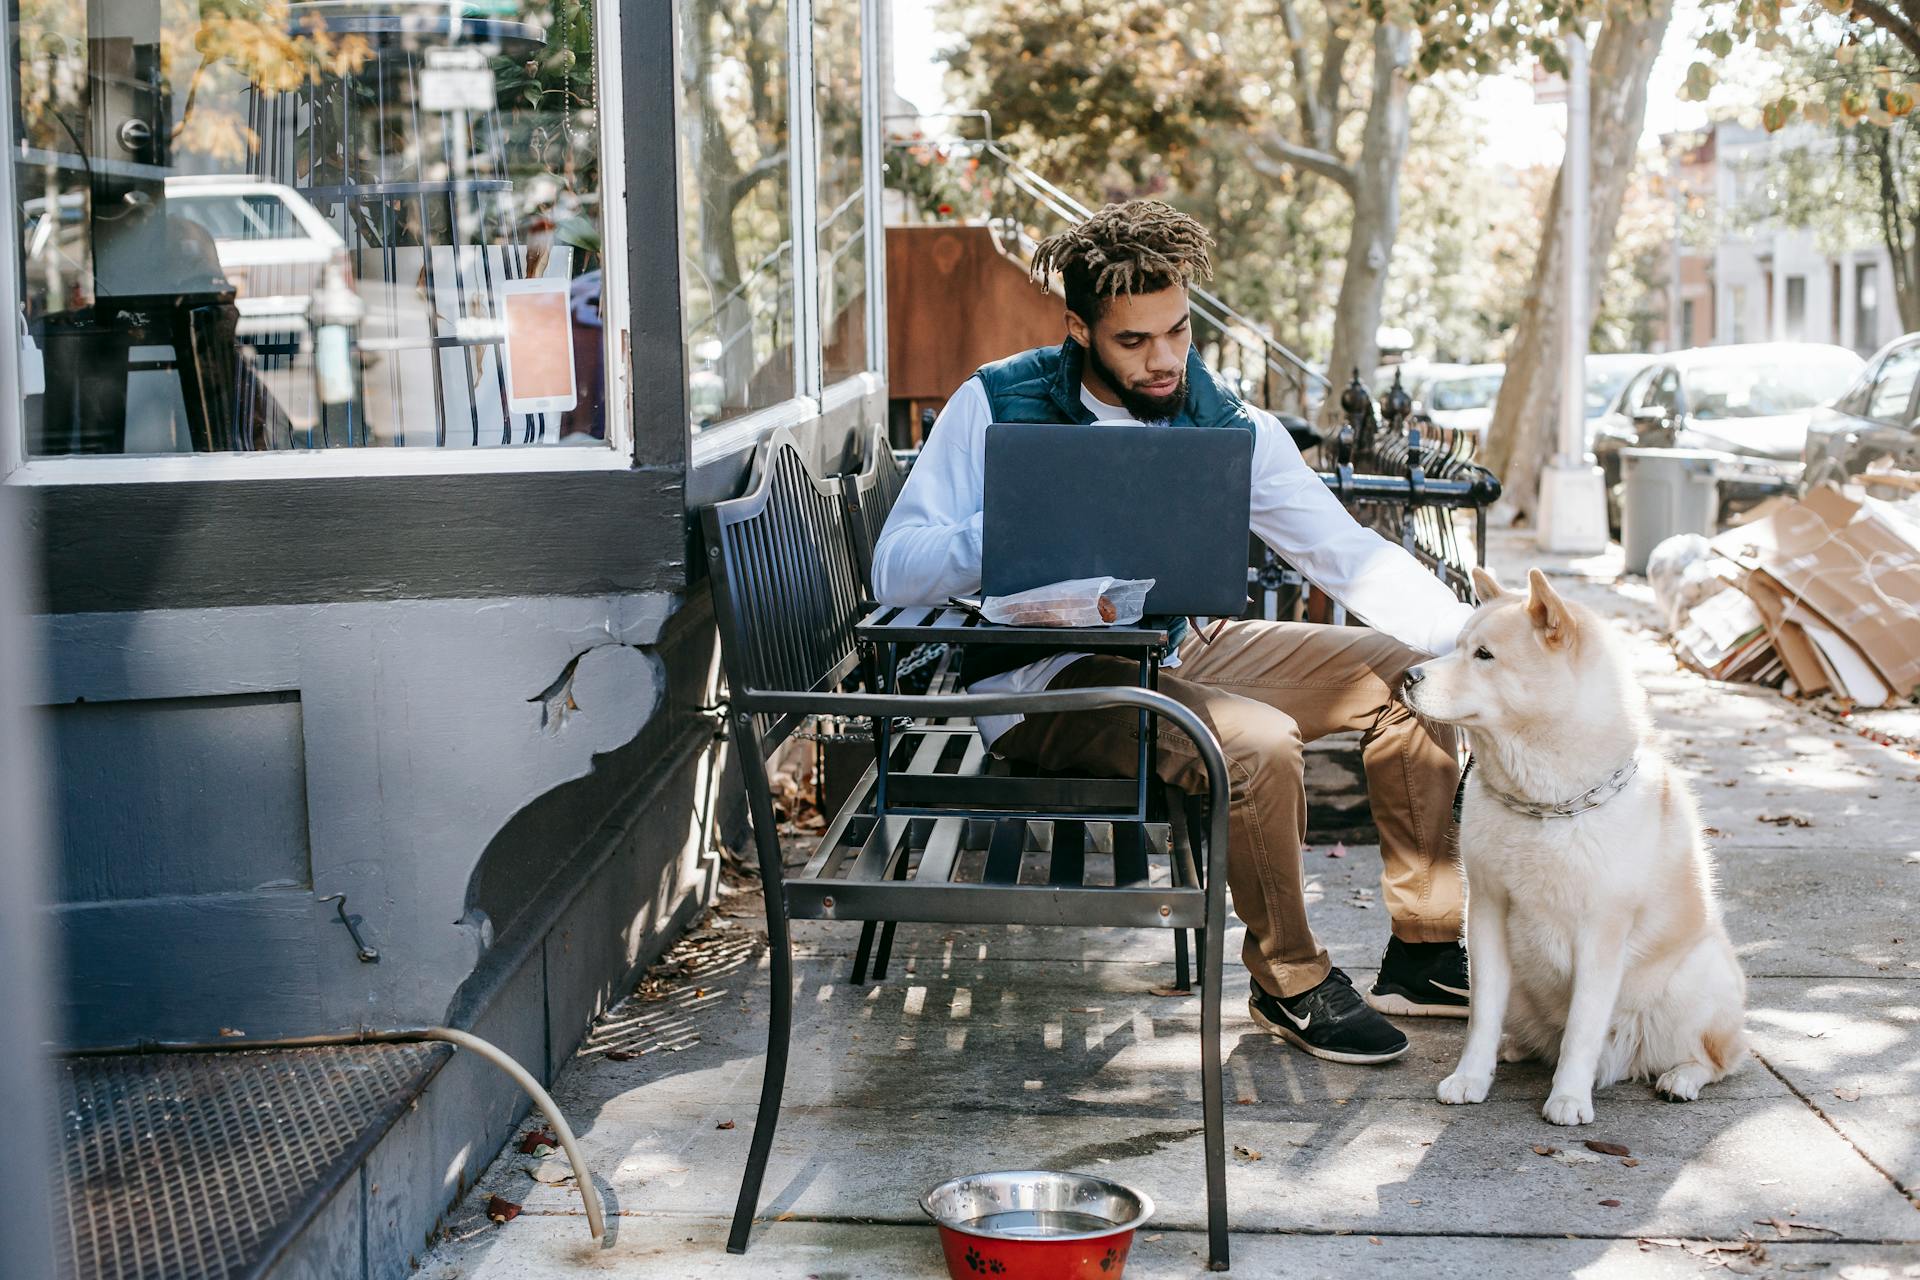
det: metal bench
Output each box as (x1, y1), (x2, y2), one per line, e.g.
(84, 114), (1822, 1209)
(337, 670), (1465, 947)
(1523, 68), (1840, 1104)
(703, 430), (1233, 1270)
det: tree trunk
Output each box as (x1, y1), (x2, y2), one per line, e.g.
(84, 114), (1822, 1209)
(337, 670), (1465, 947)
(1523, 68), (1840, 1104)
(1319, 23), (1413, 425)
(1482, 0), (1675, 519)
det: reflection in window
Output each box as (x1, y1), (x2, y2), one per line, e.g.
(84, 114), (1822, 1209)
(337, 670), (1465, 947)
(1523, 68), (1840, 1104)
(678, 0), (793, 431)
(12, 0), (611, 455)
(813, 0), (866, 386)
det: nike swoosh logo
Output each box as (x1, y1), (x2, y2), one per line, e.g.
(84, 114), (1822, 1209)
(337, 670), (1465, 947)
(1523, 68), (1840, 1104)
(1431, 982), (1471, 998)
(1278, 1005), (1311, 1031)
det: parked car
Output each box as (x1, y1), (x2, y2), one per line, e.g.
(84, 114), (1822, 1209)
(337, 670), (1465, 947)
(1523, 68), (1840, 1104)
(23, 177), (350, 337)
(1800, 332), (1920, 496)
(1403, 362), (1505, 435)
(161, 176), (351, 336)
(1584, 352), (1657, 421)
(1590, 342), (1866, 529)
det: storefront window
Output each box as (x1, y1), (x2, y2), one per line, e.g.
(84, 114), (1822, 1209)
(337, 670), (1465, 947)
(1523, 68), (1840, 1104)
(12, 0), (612, 455)
(813, 0), (866, 386)
(677, 0), (794, 432)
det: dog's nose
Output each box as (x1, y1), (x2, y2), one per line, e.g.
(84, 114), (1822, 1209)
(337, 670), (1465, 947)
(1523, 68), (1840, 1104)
(1403, 665), (1426, 688)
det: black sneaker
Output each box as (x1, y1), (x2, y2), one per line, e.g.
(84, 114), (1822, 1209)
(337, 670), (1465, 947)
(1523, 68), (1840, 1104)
(1365, 937), (1470, 1019)
(1248, 971), (1410, 1064)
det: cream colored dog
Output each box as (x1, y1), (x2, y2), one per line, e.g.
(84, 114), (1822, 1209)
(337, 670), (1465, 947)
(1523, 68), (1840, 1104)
(1401, 567), (1746, 1126)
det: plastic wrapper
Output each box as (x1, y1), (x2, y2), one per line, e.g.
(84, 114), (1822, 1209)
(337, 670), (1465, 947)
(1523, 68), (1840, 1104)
(980, 576), (1154, 627)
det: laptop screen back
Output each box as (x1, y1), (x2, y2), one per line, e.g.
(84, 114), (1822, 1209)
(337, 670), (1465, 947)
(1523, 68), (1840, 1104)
(982, 422), (1253, 618)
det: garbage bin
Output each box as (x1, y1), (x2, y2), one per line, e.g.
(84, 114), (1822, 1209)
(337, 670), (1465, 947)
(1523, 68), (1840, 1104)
(1620, 447), (1721, 576)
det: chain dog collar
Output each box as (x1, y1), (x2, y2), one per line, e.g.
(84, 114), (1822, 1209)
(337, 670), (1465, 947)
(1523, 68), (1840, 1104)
(1481, 754), (1642, 820)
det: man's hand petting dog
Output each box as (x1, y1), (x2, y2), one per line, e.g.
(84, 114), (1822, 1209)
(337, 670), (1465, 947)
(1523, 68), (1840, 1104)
(1401, 567), (1747, 1127)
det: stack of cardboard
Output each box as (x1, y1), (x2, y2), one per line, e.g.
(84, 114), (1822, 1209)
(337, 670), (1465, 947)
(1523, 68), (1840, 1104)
(1671, 485), (1920, 706)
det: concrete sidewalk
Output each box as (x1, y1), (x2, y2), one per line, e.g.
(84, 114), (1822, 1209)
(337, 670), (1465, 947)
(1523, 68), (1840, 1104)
(419, 535), (1919, 1279)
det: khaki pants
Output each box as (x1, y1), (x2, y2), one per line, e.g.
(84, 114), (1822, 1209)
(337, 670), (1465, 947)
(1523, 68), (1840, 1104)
(992, 619), (1463, 998)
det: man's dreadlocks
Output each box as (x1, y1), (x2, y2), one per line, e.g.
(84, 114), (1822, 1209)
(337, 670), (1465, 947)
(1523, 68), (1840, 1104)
(1029, 200), (1215, 322)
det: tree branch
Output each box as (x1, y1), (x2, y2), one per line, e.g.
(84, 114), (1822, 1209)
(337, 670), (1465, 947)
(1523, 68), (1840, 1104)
(1850, 0), (1920, 61)
(1247, 130), (1358, 194)
(1316, 32), (1353, 147)
(729, 148), (787, 208)
(1275, 0), (1325, 148)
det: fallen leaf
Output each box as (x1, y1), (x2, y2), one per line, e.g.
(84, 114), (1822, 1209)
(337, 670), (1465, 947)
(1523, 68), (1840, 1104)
(218, 1027), (246, 1038)
(1532, 1144), (1559, 1156)
(1233, 1144), (1263, 1162)
(1328, 842), (1349, 859)
(1758, 810), (1814, 828)
(605, 1050), (638, 1062)
(528, 1158), (574, 1185)
(1550, 1148), (1602, 1166)
(1833, 1086), (1862, 1102)
(517, 1129), (557, 1155)
(1704, 827), (1724, 837)
(1621, 1158), (1641, 1167)
(487, 1195), (521, 1223)
(1149, 984), (1192, 998)
(716, 1120), (736, 1130)
(1599, 1199), (1621, 1207)
(1407, 1198), (1423, 1205)
(1584, 1140), (1631, 1157)
(1368, 1236), (1382, 1245)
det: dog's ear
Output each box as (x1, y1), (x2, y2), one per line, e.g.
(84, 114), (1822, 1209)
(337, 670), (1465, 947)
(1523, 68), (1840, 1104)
(1525, 569), (1575, 648)
(1471, 567), (1506, 602)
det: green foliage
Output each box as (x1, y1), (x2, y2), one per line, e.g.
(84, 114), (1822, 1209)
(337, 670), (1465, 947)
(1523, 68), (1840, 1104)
(1687, 0), (1920, 130)
(1726, 33), (1920, 327)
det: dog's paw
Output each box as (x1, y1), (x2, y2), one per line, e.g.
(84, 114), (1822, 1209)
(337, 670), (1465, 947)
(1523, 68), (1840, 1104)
(1654, 1063), (1710, 1102)
(1542, 1092), (1594, 1126)
(1498, 1036), (1531, 1064)
(1436, 1071), (1491, 1105)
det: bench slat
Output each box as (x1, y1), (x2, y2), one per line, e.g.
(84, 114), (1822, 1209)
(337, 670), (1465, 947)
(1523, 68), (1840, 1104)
(1048, 820), (1087, 886)
(787, 880), (1207, 929)
(884, 774), (1137, 812)
(844, 815), (910, 882)
(1113, 820), (1150, 885)
(983, 817), (1028, 884)
(912, 816), (967, 886)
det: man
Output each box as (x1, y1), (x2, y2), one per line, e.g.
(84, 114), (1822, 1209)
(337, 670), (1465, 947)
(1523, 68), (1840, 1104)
(872, 200), (1472, 1065)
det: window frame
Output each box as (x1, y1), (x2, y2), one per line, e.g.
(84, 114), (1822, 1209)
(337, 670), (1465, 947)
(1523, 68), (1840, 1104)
(4, 0), (639, 485)
(675, 0), (885, 477)
(1865, 342), (1920, 426)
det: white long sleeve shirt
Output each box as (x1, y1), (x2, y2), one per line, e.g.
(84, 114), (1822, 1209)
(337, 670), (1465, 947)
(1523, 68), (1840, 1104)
(872, 376), (1474, 746)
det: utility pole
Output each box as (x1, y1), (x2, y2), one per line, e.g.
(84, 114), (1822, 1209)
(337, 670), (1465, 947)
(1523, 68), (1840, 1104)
(1536, 32), (1610, 553)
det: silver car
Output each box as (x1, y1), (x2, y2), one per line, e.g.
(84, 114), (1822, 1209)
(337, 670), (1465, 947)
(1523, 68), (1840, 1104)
(1590, 342), (1865, 527)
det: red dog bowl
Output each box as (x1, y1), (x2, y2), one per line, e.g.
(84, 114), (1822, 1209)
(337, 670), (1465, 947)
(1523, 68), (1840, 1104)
(921, 1170), (1154, 1280)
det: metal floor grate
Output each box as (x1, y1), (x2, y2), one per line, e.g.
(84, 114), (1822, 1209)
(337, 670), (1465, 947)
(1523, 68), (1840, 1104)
(56, 1043), (452, 1280)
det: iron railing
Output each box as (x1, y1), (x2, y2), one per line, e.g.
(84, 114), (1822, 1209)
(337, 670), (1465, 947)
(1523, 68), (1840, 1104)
(884, 112), (1330, 419)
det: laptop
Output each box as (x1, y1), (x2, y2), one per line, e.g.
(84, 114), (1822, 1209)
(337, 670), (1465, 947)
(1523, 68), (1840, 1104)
(981, 421), (1254, 618)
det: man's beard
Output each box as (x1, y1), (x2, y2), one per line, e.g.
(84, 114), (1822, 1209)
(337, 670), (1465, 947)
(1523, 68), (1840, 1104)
(1085, 342), (1189, 421)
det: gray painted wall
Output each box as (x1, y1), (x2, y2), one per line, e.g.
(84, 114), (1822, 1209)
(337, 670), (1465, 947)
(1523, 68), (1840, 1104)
(38, 586), (714, 1048)
(0, 488), (57, 1280)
